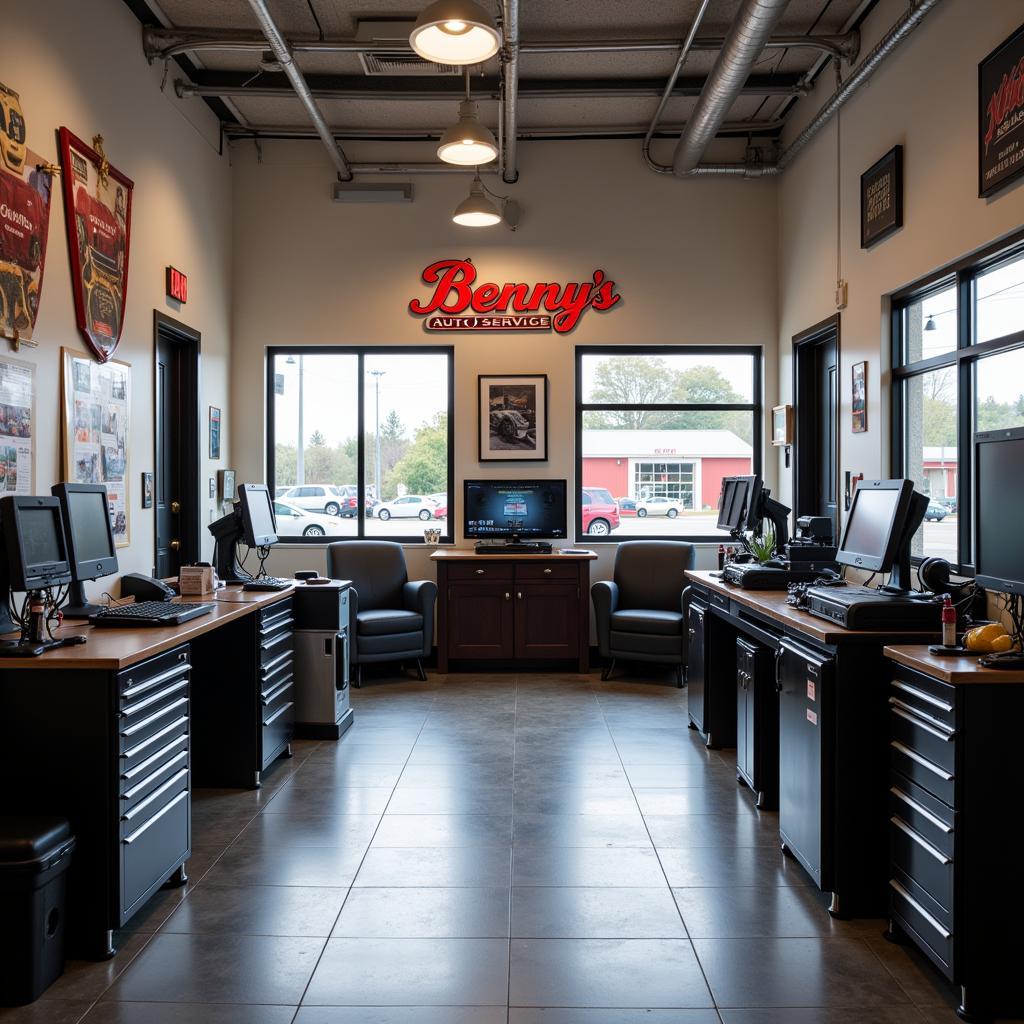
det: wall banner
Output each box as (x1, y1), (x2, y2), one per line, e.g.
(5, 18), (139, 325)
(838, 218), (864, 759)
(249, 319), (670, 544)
(58, 129), (133, 362)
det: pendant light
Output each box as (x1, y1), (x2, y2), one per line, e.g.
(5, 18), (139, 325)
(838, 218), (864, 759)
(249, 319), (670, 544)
(452, 173), (502, 227)
(924, 315), (937, 331)
(410, 0), (501, 65)
(438, 70), (497, 165)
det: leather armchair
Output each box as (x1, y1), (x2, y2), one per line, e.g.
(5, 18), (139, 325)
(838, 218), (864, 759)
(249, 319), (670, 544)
(591, 540), (696, 687)
(326, 541), (437, 687)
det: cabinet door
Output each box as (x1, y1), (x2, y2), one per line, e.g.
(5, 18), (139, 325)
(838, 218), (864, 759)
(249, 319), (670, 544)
(736, 648), (751, 783)
(687, 603), (707, 731)
(448, 582), (514, 659)
(515, 581), (579, 659)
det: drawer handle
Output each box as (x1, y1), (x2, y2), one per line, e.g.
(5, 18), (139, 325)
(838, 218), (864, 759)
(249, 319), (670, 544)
(890, 787), (953, 834)
(122, 661), (190, 700)
(260, 617), (294, 637)
(121, 716), (189, 761)
(262, 677), (295, 706)
(263, 700), (294, 727)
(121, 769), (189, 823)
(475, 568), (485, 574)
(889, 697), (955, 737)
(889, 879), (952, 939)
(122, 752), (189, 801)
(120, 679), (189, 718)
(261, 604), (293, 624)
(121, 735), (188, 782)
(123, 791), (188, 846)
(261, 630), (292, 651)
(262, 649), (292, 674)
(543, 568), (552, 574)
(892, 679), (954, 714)
(891, 816), (952, 864)
(891, 704), (954, 741)
(121, 698), (190, 738)
(891, 741), (953, 781)
(260, 656), (294, 684)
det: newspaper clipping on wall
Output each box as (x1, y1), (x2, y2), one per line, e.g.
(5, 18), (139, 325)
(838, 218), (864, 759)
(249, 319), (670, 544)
(62, 348), (130, 546)
(0, 355), (34, 495)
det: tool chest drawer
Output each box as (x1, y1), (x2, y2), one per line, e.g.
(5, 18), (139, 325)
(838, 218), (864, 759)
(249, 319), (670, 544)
(889, 774), (954, 860)
(890, 810), (954, 921)
(259, 601), (294, 668)
(889, 877), (954, 979)
(889, 699), (956, 778)
(889, 669), (956, 730)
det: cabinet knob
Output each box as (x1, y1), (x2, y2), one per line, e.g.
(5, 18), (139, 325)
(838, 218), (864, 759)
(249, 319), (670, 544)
(475, 569), (485, 575)
(505, 592), (511, 601)
(543, 568), (552, 574)
(517, 591), (522, 600)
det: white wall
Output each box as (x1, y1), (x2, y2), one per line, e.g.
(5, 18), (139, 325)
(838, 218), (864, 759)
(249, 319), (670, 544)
(776, 0), (1024, 511)
(7, 0), (233, 591)
(229, 138), (780, 586)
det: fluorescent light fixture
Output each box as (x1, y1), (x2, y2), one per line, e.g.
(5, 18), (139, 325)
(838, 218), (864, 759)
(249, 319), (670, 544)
(438, 100), (497, 165)
(452, 174), (501, 226)
(410, 0), (501, 65)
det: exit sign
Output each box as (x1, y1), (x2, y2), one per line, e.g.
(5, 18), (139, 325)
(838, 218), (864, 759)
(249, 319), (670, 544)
(166, 266), (188, 303)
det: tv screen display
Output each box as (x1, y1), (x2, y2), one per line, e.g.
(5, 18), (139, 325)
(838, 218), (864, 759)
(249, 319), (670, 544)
(464, 480), (567, 539)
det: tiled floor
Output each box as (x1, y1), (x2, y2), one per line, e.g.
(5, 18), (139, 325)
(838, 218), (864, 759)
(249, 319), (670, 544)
(2, 671), (998, 1023)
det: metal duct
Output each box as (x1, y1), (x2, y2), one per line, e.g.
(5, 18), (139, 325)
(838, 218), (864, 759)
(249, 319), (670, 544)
(501, 0), (520, 183)
(672, 0), (792, 176)
(243, 0), (353, 181)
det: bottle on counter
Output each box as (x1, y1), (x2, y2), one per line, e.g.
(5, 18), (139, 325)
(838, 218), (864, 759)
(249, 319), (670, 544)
(717, 544), (726, 570)
(941, 594), (957, 647)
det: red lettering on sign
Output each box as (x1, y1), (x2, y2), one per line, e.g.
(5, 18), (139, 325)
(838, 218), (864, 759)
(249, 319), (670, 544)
(166, 266), (187, 303)
(985, 55), (1024, 156)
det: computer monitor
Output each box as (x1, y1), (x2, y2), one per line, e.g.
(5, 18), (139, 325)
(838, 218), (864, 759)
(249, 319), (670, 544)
(237, 484), (278, 548)
(51, 483), (118, 618)
(464, 480), (567, 541)
(715, 477), (747, 532)
(0, 495), (72, 592)
(975, 427), (1024, 597)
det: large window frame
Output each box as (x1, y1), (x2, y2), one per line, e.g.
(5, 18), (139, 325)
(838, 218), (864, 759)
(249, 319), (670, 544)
(574, 345), (763, 543)
(266, 345), (455, 544)
(892, 230), (1024, 573)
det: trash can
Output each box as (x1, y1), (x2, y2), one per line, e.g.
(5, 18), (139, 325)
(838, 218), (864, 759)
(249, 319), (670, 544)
(0, 817), (76, 1005)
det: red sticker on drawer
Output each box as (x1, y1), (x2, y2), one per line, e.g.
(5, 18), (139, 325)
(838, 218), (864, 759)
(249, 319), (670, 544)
(807, 680), (816, 701)
(806, 709), (818, 725)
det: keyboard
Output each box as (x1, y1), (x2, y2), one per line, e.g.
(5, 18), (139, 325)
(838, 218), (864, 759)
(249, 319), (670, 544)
(242, 577), (293, 592)
(89, 600), (215, 627)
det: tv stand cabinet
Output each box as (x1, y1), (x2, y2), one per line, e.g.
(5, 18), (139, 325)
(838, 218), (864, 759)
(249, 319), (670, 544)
(431, 550), (596, 673)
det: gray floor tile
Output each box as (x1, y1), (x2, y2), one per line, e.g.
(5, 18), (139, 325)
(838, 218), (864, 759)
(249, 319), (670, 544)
(372, 813), (513, 848)
(512, 846), (666, 887)
(0, 1001), (92, 1023)
(398, 764), (516, 789)
(263, 782), (394, 815)
(509, 1012), (721, 1024)
(659, 846), (812, 888)
(295, 1010), (507, 1024)
(513, 785), (642, 816)
(675, 884), (841, 937)
(303, 937), (509, 1005)
(512, 886), (686, 938)
(202, 843), (364, 888)
(237, 812), (380, 847)
(509, 938), (714, 1008)
(719, 1010), (933, 1024)
(333, 886), (510, 937)
(634, 786), (757, 816)
(82, 1005), (296, 1024)
(624, 764), (730, 787)
(354, 847), (512, 887)
(386, 785), (514, 815)
(288, 762), (405, 788)
(644, 813), (780, 849)
(513, 812), (652, 848)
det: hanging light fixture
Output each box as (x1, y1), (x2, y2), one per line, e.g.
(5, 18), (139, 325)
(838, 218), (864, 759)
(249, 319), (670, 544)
(924, 315), (937, 331)
(438, 71), (497, 165)
(410, 0), (501, 65)
(452, 173), (502, 227)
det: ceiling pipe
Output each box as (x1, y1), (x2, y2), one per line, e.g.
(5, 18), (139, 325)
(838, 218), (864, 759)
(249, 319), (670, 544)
(143, 26), (859, 63)
(500, 0), (520, 183)
(642, 0), (714, 175)
(242, 0), (353, 180)
(672, 0), (793, 176)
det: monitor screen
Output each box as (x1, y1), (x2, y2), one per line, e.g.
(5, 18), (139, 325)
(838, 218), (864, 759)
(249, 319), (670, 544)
(975, 430), (1024, 595)
(21, 506), (63, 568)
(715, 478), (743, 531)
(67, 490), (114, 562)
(716, 476), (761, 532)
(238, 483), (278, 547)
(464, 480), (567, 539)
(835, 480), (913, 572)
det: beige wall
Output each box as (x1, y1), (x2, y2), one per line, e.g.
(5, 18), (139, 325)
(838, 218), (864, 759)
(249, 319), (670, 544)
(230, 138), (780, 585)
(7, 0), (233, 593)
(776, 0), (1024, 513)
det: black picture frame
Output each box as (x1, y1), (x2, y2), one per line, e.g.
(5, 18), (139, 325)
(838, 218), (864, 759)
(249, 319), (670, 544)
(478, 374), (549, 462)
(860, 145), (903, 248)
(209, 405), (221, 460)
(141, 471), (153, 509)
(979, 23), (1024, 199)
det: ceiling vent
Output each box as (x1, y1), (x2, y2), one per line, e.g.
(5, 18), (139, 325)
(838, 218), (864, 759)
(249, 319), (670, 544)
(355, 19), (460, 76)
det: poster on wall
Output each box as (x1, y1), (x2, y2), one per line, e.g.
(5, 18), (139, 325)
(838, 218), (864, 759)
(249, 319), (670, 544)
(0, 82), (54, 344)
(852, 361), (868, 433)
(61, 348), (131, 546)
(478, 374), (548, 462)
(0, 354), (34, 495)
(860, 145), (903, 248)
(57, 129), (133, 362)
(979, 23), (1024, 198)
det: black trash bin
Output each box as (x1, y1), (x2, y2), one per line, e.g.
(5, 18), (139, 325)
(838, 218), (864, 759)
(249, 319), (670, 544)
(0, 817), (76, 1005)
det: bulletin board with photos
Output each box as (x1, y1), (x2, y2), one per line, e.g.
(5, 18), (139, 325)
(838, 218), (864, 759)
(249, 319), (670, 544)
(61, 348), (131, 547)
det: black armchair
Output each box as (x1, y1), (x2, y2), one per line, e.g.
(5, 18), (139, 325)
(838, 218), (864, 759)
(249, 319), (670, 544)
(591, 540), (696, 687)
(326, 541), (437, 687)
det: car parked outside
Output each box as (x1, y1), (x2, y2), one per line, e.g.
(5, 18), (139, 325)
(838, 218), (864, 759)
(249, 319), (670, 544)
(279, 484), (345, 517)
(635, 497), (685, 518)
(376, 495), (437, 521)
(935, 496), (957, 514)
(617, 497), (637, 516)
(924, 502), (948, 522)
(273, 500), (346, 538)
(582, 487), (620, 536)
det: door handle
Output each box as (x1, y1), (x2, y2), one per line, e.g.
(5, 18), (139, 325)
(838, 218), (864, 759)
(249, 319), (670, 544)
(169, 539), (181, 551)
(170, 500), (181, 514)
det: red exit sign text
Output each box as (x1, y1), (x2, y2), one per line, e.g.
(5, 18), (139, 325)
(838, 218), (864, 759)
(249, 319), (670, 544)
(166, 266), (188, 303)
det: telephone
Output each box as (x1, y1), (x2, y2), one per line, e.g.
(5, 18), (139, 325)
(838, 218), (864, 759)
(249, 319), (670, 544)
(120, 573), (176, 602)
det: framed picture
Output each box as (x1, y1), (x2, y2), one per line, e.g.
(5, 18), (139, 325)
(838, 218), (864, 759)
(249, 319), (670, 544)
(209, 405), (221, 459)
(771, 405), (793, 446)
(860, 145), (903, 248)
(852, 361), (868, 433)
(478, 374), (548, 461)
(218, 469), (236, 502)
(979, 23), (1024, 198)
(141, 471), (153, 509)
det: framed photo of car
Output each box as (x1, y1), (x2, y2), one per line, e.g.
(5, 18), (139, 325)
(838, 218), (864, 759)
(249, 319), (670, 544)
(478, 374), (548, 462)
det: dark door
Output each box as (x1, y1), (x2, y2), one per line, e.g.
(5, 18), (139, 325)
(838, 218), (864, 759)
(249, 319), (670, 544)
(447, 582), (514, 659)
(687, 602), (707, 732)
(736, 640), (754, 787)
(515, 582), (579, 659)
(154, 313), (200, 579)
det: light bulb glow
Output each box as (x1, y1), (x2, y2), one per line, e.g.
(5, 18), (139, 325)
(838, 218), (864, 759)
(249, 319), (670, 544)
(453, 208), (502, 227)
(444, 19), (467, 31)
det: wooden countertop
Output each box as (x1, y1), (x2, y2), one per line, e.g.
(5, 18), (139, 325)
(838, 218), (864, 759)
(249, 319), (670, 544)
(0, 585), (294, 671)
(885, 644), (1024, 684)
(431, 548), (597, 561)
(685, 570), (938, 645)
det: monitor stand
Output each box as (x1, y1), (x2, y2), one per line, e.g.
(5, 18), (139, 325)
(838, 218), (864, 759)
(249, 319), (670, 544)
(209, 510), (252, 584)
(60, 580), (104, 620)
(0, 557), (14, 636)
(877, 492), (930, 597)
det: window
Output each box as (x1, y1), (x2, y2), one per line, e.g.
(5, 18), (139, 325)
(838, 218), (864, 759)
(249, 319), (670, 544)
(575, 346), (763, 541)
(893, 241), (1024, 570)
(267, 347), (454, 543)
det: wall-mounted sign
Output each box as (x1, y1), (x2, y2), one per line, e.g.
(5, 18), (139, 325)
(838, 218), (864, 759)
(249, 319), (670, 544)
(166, 265), (187, 303)
(979, 23), (1024, 199)
(409, 258), (621, 334)
(860, 145), (903, 248)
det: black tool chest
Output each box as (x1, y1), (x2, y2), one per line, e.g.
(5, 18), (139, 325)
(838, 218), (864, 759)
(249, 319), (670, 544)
(258, 598), (296, 772)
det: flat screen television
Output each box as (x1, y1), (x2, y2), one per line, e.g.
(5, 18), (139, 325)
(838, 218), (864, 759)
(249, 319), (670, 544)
(463, 480), (567, 540)
(975, 427), (1024, 597)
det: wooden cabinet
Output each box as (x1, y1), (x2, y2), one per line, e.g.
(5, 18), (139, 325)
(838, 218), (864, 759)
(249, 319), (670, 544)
(433, 551), (595, 672)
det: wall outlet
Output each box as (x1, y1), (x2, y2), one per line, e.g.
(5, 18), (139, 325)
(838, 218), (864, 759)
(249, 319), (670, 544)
(835, 280), (848, 310)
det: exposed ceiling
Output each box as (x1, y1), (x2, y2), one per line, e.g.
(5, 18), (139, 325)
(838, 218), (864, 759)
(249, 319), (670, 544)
(127, 0), (878, 167)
